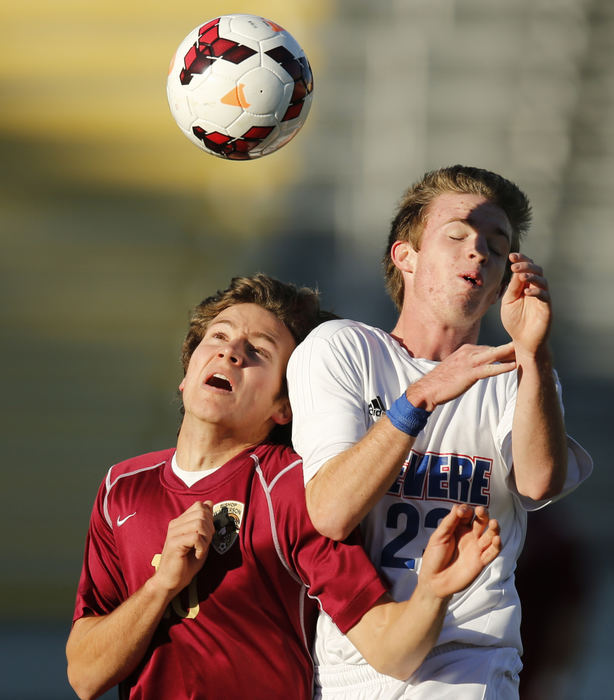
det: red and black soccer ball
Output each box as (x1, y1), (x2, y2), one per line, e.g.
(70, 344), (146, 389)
(167, 15), (314, 160)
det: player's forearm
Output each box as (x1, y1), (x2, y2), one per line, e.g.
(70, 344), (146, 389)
(512, 347), (568, 500)
(306, 418), (415, 541)
(347, 589), (448, 680)
(66, 577), (175, 700)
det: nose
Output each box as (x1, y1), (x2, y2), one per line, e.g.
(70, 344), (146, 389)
(217, 341), (243, 365)
(467, 234), (489, 262)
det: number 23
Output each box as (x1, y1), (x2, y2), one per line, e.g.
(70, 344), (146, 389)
(380, 503), (450, 569)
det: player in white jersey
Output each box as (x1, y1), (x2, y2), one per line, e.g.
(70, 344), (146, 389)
(288, 166), (593, 699)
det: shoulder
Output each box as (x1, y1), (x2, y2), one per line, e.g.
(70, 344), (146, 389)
(88, 449), (173, 530)
(106, 448), (173, 486)
(250, 443), (303, 489)
(301, 318), (387, 344)
(290, 318), (397, 365)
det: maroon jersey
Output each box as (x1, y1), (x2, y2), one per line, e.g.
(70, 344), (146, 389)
(73, 442), (386, 699)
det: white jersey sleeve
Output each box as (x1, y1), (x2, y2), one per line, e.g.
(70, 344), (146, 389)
(288, 319), (375, 484)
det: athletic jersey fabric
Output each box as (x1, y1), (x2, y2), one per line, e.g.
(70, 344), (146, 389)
(73, 441), (387, 699)
(288, 319), (592, 675)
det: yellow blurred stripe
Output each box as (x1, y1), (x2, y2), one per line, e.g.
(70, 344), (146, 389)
(0, 1), (329, 194)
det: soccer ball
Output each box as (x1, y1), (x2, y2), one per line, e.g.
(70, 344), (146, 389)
(167, 14), (314, 160)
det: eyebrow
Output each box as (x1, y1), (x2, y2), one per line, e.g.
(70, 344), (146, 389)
(209, 318), (280, 346)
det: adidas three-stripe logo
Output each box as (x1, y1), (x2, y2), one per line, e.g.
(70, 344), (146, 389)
(368, 396), (386, 418)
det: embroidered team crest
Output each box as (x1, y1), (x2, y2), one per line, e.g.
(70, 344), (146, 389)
(212, 500), (244, 554)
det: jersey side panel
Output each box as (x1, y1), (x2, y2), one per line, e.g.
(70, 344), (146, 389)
(258, 444), (388, 635)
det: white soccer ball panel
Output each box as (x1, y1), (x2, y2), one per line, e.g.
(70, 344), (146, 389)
(167, 87), (194, 129)
(191, 74), (242, 125)
(227, 112), (275, 139)
(240, 68), (285, 116)
(227, 15), (282, 43)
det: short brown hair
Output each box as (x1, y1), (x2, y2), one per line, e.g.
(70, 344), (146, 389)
(180, 274), (335, 445)
(181, 273), (334, 373)
(383, 165), (532, 309)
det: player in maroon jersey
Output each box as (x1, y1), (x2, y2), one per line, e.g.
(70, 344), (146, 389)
(66, 274), (501, 700)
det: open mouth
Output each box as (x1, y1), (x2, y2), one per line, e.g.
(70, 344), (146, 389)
(205, 373), (233, 391)
(462, 273), (482, 288)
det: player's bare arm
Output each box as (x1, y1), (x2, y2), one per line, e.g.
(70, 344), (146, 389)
(306, 344), (515, 541)
(501, 254), (568, 499)
(305, 417), (417, 541)
(345, 505), (501, 680)
(67, 502), (214, 700)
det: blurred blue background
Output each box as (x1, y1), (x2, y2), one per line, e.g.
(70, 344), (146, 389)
(1, 1), (612, 697)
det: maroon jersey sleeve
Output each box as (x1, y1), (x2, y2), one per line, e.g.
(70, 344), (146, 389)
(264, 447), (388, 634)
(72, 470), (128, 622)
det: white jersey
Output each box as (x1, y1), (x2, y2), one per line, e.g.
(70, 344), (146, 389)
(288, 319), (592, 685)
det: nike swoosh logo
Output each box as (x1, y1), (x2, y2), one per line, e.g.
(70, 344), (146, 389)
(116, 512), (137, 527)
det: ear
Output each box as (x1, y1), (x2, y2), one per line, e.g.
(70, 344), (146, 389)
(391, 240), (417, 273)
(271, 397), (292, 426)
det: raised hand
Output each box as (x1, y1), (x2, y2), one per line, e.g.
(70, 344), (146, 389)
(153, 501), (215, 597)
(407, 342), (516, 411)
(419, 505), (501, 599)
(500, 252), (552, 356)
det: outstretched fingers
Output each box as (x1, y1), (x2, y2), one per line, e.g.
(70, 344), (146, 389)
(478, 342), (516, 373)
(423, 505), (502, 598)
(428, 504), (475, 548)
(472, 506), (501, 565)
(480, 531), (502, 566)
(415, 343), (516, 410)
(439, 503), (472, 532)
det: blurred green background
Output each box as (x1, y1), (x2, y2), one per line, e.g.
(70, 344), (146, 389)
(1, 1), (612, 698)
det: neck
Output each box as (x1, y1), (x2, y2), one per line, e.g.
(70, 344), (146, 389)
(390, 307), (481, 361)
(175, 418), (263, 471)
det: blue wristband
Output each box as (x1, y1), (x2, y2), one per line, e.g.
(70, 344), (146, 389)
(387, 393), (431, 436)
